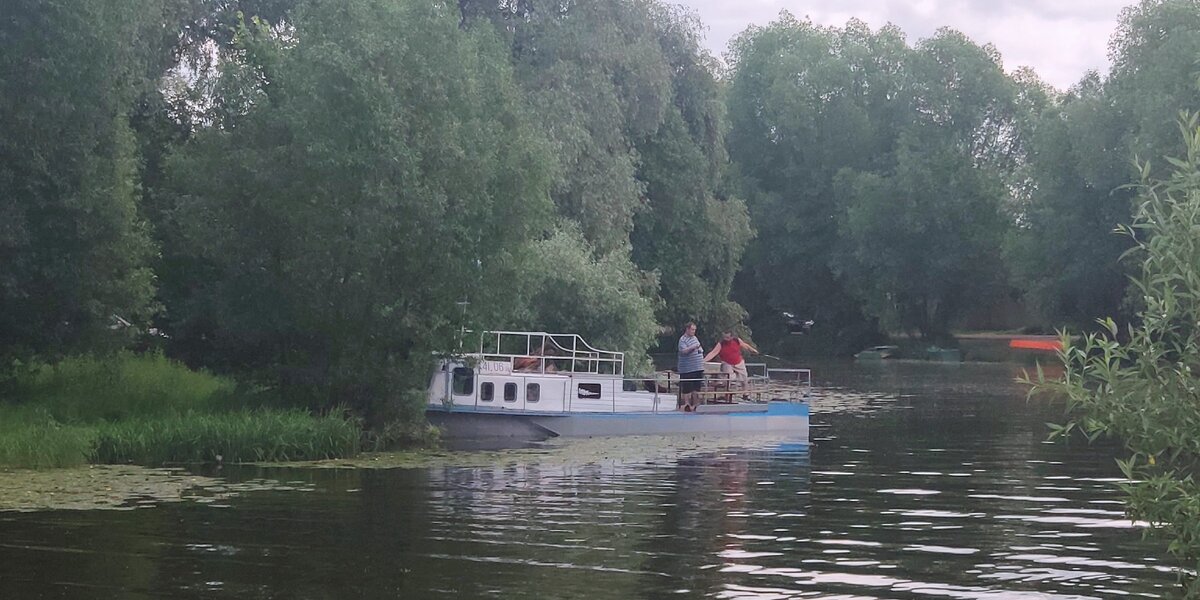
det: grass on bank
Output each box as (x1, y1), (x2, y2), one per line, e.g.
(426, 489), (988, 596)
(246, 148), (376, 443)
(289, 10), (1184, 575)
(0, 408), (97, 470)
(0, 353), (361, 469)
(93, 410), (360, 464)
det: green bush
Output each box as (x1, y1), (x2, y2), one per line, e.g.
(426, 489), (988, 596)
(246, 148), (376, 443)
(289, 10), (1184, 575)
(9, 352), (237, 422)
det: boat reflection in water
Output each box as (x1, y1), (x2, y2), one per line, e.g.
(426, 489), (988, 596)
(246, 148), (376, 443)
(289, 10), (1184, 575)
(419, 435), (813, 598)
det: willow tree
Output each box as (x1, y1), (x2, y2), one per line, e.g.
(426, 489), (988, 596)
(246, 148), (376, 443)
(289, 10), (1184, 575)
(725, 16), (912, 351)
(460, 0), (752, 337)
(832, 30), (1020, 340)
(161, 0), (553, 412)
(1008, 0), (1200, 329)
(1004, 74), (1134, 327)
(0, 0), (171, 361)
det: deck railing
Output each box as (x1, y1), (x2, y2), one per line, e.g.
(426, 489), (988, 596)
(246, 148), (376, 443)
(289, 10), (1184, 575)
(465, 330), (625, 376)
(448, 369), (810, 415)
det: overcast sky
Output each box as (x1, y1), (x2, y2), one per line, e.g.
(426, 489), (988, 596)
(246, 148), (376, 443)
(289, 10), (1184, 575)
(678, 0), (1135, 90)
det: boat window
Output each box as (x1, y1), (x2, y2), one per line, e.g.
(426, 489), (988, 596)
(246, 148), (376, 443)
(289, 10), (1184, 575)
(503, 382), (517, 402)
(452, 367), (474, 396)
(577, 383), (602, 399)
(480, 382), (494, 402)
(526, 383), (540, 403)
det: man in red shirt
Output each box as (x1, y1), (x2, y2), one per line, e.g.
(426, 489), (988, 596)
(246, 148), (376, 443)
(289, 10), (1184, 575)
(705, 330), (759, 393)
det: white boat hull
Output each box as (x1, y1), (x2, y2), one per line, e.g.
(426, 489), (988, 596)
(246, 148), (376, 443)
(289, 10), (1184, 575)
(427, 401), (809, 439)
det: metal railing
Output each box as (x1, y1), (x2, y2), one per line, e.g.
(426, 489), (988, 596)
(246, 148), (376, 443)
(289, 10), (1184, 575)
(446, 355), (812, 415)
(465, 330), (625, 376)
(765, 368), (813, 401)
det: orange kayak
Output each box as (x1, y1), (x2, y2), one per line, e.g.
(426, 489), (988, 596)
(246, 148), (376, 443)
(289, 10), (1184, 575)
(1009, 339), (1062, 352)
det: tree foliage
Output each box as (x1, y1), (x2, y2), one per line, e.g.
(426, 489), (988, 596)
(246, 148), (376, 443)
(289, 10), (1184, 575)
(15, 0), (1200, 428)
(513, 225), (660, 372)
(1109, 0), (1200, 172)
(1009, 0), (1200, 328)
(727, 17), (1021, 343)
(0, 0), (170, 360)
(461, 0), (752, 335)
(834, 142), (1009, 338)
(1005, 75), (1135, 327)
(726, 16), (912, 351)
(160, 0), (553, 411)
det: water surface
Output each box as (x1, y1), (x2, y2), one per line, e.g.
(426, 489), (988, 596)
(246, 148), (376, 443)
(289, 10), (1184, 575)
(0, 361), (1178, 598)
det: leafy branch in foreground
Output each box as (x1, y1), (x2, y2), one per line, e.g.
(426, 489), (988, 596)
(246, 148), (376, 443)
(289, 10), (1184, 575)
(1028, 112), (1200, 595)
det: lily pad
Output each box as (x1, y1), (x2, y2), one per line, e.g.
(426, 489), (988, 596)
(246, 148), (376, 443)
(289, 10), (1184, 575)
(0, 465), (313, 512)
(252, 433), (807, 470)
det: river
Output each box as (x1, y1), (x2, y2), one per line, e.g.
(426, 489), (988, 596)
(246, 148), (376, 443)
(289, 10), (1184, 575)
(0, 360), (1179, 598)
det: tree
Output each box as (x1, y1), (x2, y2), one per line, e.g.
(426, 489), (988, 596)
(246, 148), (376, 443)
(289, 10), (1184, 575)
(725, 15), (911, 352)
(1108, 0), (1200, 176)
(161, 0), (553, 412)
(0, 0), (171, 361)
(1032, 115), (1200, 595)
(630, 5), (752, 333)
(462, 0), (751, 336)
(834, 141), (1008, 339)
(831, 30), (1019, 339)
(1007, 0), (1200, 330)
(727, 18), (1022, 345)
(1005, 75), (1134, 327)
(513, 224), (660, 372)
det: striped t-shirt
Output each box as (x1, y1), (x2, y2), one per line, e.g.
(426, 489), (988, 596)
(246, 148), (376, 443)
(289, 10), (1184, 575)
(678, 335), (704, 372)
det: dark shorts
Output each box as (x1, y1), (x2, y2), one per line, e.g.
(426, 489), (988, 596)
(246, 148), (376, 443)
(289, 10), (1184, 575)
(679, 370), (704, 394)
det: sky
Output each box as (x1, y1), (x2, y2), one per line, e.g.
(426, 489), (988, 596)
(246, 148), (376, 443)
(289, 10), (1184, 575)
(677, 0), (1135, 90)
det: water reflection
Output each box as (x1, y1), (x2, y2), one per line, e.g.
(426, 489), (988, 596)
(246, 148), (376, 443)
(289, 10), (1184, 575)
(0, 361), (1180, 599)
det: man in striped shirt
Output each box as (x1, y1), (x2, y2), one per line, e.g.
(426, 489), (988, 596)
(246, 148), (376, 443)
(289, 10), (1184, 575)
(677, 322), (705, 411)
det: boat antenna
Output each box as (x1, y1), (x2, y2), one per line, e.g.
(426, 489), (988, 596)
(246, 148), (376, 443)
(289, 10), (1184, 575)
(455, 299), (470, 352)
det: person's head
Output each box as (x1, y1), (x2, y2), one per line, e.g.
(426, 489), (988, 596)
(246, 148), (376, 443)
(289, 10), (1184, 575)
(684, 322), (696, 336)
(722, 330), (735, 341)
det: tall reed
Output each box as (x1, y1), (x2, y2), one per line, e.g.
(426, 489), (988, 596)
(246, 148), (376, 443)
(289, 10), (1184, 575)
(0, 408), (96, 469)
(92, 410), (360, 464)
(1, 353), (362, 469)
(9, 352), (237, 422)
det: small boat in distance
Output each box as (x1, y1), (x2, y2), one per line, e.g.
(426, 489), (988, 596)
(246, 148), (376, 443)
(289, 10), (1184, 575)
(855, 345), (900, 360)
(426, 330), (810, 440)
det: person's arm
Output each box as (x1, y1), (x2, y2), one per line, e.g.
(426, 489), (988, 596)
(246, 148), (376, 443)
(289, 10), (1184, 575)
(740, 339), (759, 355)
(679, 338), (700, 355)
(704, 343), (721, 362)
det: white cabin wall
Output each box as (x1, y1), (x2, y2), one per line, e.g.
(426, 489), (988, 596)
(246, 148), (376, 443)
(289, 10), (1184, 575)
(520, 376), (568, 412)
(476, 377), (526, 411)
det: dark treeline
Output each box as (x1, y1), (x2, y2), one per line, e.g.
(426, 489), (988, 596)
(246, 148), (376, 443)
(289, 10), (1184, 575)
(3, 0), (1200, 417)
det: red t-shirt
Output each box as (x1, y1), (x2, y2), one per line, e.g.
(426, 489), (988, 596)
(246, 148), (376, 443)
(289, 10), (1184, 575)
(718, 338), (743, 365)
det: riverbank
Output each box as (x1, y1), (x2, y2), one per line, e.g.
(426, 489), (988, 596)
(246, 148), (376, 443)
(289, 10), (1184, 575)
(0, 353), (361, 469)
(859, 331), (1063, 363)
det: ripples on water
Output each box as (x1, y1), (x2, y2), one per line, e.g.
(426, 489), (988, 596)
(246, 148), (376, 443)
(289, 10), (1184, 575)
(0, 361), (1180, 599)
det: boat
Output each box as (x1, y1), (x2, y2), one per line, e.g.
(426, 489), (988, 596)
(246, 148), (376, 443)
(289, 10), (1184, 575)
(854, 345), (899, 360)
(426, 330), (810, 440)
(925, 346), (963, 362)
